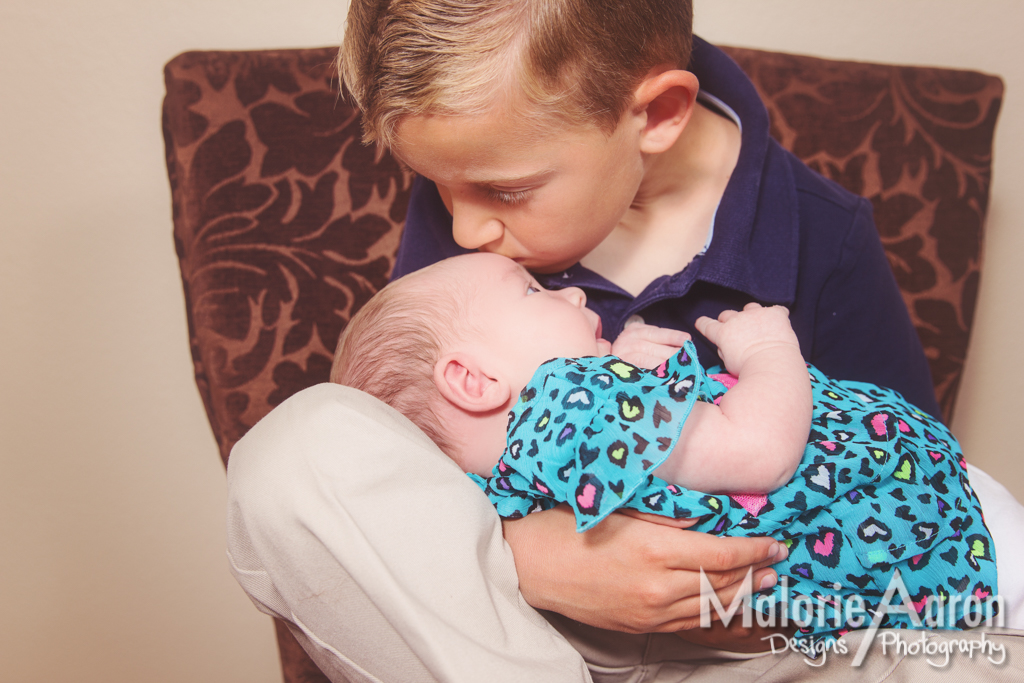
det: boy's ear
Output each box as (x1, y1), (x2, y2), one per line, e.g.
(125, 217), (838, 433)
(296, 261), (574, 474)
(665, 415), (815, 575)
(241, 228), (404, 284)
(434, 352), (511, 413)
(632, 69), (700, 154)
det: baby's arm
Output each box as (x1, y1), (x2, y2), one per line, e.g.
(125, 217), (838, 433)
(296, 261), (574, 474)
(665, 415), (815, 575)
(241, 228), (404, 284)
(653, 304), (811, 494)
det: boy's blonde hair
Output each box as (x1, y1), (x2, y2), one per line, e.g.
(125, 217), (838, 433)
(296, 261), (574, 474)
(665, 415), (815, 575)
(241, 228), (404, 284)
(339, 0), (694, 148)
(331, 262), (470, 456)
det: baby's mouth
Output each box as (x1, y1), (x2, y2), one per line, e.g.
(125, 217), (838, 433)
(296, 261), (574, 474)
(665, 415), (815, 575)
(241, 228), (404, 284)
(595, 316), (603, 341)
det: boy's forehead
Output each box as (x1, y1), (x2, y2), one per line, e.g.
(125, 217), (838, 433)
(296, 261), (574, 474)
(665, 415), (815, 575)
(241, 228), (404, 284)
(392, 110), (583, 181)
(395, 111), (533, 157)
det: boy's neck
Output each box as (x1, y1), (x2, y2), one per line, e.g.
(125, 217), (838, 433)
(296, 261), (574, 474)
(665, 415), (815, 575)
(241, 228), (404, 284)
(580, 102), (741, 297)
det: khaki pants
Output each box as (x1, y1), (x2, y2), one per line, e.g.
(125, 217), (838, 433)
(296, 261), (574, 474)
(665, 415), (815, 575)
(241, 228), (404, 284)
(226, 384), (1024, 682)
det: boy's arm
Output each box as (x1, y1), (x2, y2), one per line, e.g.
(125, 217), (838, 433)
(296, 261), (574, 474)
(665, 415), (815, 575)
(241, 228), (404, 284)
(653, 305), (811, 494)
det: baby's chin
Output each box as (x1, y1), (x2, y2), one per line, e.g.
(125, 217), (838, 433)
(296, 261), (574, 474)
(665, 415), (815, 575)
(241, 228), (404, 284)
(597, 338), (613, 356)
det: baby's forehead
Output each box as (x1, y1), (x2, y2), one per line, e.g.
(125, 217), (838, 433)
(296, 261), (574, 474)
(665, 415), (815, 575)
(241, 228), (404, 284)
(429, 254), (526, 311)
(440, 252), (522, 278)
(400, 254), (498, 299)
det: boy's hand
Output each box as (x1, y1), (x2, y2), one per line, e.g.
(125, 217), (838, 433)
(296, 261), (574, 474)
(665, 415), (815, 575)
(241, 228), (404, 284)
(611, 316), (691, 369)
(502, 505), (787, 634)
(695, 304), (799, 376)
(618, 508), (698, 529)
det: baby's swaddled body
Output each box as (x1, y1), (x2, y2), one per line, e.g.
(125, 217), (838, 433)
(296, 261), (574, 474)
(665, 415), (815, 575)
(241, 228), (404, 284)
(473, 342), (998, 639)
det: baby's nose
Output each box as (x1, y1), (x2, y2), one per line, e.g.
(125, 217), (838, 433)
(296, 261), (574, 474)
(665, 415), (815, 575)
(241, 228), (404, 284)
(559, 286), (587, 307)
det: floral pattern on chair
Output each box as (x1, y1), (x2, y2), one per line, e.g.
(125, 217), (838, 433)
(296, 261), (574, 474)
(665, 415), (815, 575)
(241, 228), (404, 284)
(722, 47), (1002, 418)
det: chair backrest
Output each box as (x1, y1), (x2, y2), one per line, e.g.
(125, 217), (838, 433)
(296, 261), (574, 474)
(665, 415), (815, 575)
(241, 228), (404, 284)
(164, 48), (413, 464)
(164, 48), (1003, 467)
(162, 46), (1002, 683)
(722, 46), (1002, 421)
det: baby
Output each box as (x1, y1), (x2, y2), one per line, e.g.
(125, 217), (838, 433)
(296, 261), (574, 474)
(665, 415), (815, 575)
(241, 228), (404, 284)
(332, 252), (998, 641)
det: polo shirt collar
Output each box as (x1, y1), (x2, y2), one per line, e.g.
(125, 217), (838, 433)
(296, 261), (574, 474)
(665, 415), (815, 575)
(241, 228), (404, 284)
(690, 36), (799, 304)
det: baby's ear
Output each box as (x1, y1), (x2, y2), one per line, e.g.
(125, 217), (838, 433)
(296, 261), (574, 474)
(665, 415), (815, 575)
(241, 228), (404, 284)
(633, 69), (699, 154)
(434, 352), (511, 413)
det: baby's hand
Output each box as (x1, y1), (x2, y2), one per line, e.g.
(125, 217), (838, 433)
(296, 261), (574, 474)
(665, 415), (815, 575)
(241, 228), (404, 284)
(695, 304), (799, 376)
(611, 316), (691, 369)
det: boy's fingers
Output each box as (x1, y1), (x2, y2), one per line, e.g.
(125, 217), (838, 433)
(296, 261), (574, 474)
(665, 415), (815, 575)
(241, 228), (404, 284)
(664, 533), (785, 572)
(662, 567), (778, 631)
(618, 509), (698, 528)
(697, 564), (777, 592)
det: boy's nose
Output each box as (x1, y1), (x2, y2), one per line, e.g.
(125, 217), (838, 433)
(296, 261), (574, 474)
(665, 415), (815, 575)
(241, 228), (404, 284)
(451, 203), (504, 251)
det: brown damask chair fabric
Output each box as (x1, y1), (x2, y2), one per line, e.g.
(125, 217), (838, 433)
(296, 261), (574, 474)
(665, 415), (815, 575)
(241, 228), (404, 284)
(162, 46), (1002, 683)
(722, 47), (1003, 420)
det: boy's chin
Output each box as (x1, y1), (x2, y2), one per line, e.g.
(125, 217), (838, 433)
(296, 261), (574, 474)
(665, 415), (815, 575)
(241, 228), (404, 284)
(511, 256), (578, 274)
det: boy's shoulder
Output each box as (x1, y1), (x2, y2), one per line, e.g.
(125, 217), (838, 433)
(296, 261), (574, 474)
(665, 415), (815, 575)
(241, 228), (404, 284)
(779, 143), (870, 217)
(691, 37), (870, 226)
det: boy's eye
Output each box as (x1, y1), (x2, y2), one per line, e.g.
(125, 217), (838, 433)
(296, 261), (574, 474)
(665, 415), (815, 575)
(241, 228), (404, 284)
(526, 285), (541, 295)
(487, 188), (531, 206)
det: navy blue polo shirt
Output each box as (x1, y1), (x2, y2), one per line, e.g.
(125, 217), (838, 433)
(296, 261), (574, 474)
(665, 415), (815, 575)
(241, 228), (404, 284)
(391, 37), (941, 420)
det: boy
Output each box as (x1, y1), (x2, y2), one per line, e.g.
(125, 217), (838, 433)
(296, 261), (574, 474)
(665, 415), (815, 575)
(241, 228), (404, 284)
(337, 0), (941, 641)
(222, 4), (1024, 678)
(332, 252), (998, 643)
(332, 0), (949, 662)
(339, 0), (940, 417)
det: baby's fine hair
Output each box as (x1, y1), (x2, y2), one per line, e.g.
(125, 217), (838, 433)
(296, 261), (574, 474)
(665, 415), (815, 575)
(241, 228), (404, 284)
(331, 261), (470, 456)
(339, 0), (694, 148)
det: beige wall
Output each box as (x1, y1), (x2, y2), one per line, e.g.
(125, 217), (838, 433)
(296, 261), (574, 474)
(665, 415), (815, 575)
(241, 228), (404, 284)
(1, 1), (1020, 681)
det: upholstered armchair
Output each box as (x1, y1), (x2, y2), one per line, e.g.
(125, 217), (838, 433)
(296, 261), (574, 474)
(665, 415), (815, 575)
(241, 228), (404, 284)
(162, 45), (1002, 683)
